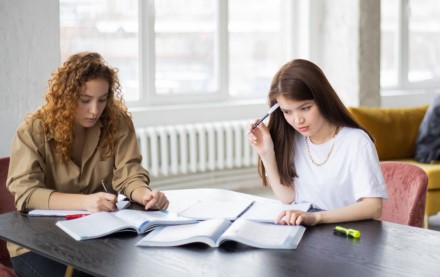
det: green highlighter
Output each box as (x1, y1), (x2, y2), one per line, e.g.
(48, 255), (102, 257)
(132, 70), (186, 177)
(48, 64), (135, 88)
(333, 226), (361, 238)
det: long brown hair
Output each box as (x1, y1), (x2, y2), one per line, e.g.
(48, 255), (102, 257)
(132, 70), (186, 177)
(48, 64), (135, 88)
(258, 59), (372, 187)
(32, 52), (130, 162)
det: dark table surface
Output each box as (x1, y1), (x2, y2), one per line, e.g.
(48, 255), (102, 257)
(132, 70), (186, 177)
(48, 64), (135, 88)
(1, 211), (440, 277)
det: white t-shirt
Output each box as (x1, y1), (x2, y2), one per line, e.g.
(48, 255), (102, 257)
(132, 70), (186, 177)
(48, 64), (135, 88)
(293, 127), (388, 211)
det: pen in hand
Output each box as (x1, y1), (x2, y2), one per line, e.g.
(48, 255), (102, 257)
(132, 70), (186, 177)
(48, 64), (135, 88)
(101, 180), (118, 211)
(101, 180), (109, 192)
(249, 103), (280, 133)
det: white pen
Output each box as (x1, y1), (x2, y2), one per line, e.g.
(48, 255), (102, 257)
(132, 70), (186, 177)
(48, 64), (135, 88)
(249, 103), (280, 132)
(101, 180), (109, 192)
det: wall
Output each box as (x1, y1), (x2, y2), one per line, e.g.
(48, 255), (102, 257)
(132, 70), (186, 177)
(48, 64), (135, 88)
(0, 0), (60, 157)
(310, 0), (381, 107)
(0, 0), (437, 157)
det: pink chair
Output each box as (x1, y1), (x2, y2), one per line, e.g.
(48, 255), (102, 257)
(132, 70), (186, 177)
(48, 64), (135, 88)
(1, 157), (75, 277)
(379, 161), (428, 228)
(0, 157), (17, 276)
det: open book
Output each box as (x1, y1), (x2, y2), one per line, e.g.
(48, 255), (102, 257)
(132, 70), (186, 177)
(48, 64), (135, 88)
(56, 210), (197, 241)
(178, 199), (255, 220)
(29, 195), (130, 216)
(136, 218), (306, 249)
(240, 202), (312, 222)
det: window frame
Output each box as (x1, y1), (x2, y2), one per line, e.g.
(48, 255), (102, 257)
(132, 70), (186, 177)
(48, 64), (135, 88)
(382, 0), (440, 94)
(130, 0), (299, 108)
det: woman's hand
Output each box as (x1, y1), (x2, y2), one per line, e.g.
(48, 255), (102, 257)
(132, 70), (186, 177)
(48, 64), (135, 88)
(275, 210), (320, 226)
(142, 190), (169, 211)
(247, 121), (275, 158)
(83, 192), (117, 213)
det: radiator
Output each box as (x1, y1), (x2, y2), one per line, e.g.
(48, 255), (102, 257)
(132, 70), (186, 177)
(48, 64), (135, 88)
(136, 120), (259, 178)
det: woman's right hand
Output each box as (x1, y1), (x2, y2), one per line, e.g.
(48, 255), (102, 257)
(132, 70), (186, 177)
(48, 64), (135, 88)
(247, 120), (275, 158)
(83, 192), (117, 213)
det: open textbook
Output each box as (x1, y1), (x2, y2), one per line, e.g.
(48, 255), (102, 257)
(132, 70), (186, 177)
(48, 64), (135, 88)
(240, 202), (311, 222)
(164, 188), (311, 222)
(56, 210), (197, 241)
(177, 200), (310, 222)
(178, 199), (255, 220)
(54, 188), (312, 242)
(136, 218), (306, 249)
(29, 195), (130, 216)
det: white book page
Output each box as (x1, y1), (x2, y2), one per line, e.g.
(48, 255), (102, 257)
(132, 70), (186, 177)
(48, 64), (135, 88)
(28, 210), (89, 217)
(164, 188), (271, 213)
(29, 195), (129, 217)
(240, 202), (311, 222)
(114, 210), (197, 233)
(115, 210), (167, 228)
(137, 218), (231, 247)
(178, 200), (255, 220)
(219, 219), (305, 249)
(56, 212), (131, 240)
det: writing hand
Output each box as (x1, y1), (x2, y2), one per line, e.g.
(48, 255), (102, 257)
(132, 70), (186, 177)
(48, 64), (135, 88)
(83, 192), (117, 213)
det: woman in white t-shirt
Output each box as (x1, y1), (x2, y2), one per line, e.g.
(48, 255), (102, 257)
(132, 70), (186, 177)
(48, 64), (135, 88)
(248, 59), (388, 226)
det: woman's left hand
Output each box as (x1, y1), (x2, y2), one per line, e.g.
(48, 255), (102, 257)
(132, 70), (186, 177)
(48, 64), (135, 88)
(142, 190), (169, 210)
(275, 210), (320, 226)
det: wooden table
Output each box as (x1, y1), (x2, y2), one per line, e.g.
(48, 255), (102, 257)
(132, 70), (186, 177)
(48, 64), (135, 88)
(1, 211), (440, 277)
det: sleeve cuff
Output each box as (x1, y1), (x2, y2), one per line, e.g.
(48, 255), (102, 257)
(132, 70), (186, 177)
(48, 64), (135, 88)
(25, 188), (54, 210)
(125, 181), (152, 201)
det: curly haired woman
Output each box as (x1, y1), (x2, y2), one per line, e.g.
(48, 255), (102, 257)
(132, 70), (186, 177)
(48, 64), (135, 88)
(7, 52), (168, 276)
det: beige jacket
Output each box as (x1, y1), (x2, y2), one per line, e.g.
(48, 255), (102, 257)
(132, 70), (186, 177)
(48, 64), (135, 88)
(7, 113), (150, 257)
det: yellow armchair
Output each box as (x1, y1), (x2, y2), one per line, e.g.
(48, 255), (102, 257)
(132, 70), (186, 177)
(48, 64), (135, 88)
(348, 105), (440, 217)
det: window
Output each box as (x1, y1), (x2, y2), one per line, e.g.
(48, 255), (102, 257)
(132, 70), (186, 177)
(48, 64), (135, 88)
(60, 0), (139, 101)
(60, 0), (295, 106)
(381, 0), (440, 91)
(229, 0), (292, 97)
(154, 1), (215, 96)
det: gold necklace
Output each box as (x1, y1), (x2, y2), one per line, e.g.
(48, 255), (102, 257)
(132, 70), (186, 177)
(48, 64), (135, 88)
(305, 127), (339, 166)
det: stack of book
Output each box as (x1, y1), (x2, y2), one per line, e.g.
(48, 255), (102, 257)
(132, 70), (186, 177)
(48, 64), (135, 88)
(51, 188), (311, 249)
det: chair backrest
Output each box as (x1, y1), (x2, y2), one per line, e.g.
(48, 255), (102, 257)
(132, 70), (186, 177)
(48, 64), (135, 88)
(0, 157), (15, 214)
(0, 157), (16, 272)
(379, 161), (428, 228)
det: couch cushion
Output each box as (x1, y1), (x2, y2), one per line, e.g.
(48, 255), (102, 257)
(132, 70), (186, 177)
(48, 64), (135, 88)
(348, 106), (428, 160)
(424, 188), (440, 216)
(399, 159), (440, 190)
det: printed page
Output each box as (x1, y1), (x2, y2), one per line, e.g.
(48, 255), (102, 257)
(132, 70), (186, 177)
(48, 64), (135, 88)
(114, 210), (197, 233)
(218, 218), (306, 249)
(240, 202), (312, 222)
(28, 209), (89, 217)
(136, 218), (231, 247)
(29, 195), (130, 217)
(178, 200), (255, 220)
(164, 188), (270, 213)
(56, 212), (133, 241)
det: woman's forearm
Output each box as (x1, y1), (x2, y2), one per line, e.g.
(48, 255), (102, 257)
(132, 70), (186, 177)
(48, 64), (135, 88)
(48, 192), (87, 210)
(315, 197), (383, 224)
(261, 153), (295, 204)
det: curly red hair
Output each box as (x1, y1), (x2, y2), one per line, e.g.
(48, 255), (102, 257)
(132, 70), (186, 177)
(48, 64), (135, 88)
(33, 52), (130, 162)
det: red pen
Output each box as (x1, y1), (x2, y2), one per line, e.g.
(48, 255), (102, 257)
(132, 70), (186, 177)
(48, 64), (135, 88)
(65, 214), (90, 220)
